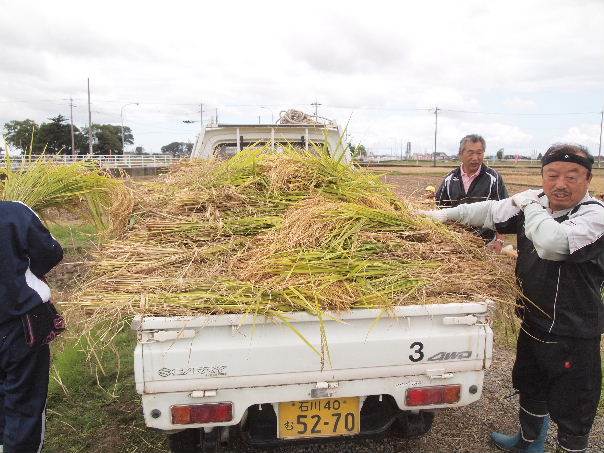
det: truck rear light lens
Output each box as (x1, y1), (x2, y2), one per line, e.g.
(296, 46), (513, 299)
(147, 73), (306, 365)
(442, 385), (461, 403)
(171, 403), (233, 424)
(405, 385), (461, 406)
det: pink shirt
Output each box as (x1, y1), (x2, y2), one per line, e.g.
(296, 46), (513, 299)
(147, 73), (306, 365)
(461, 164), (481, 193)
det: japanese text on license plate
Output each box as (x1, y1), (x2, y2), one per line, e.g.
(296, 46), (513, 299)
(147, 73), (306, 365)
(278, 397), (360, 439)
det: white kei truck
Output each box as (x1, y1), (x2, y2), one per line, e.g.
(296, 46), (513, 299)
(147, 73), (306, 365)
(132, 123), (494, 452)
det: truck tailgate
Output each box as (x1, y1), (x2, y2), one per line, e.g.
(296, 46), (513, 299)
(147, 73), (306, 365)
(134, 302), (492, 394)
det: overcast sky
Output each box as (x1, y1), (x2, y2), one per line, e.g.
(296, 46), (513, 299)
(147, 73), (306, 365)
(1, 0), (603, 156)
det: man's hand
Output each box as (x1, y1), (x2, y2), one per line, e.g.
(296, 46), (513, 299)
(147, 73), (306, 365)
(487, 233), (505, 253)
(416, 209), (448, 222)
(511, 189), (542, 210)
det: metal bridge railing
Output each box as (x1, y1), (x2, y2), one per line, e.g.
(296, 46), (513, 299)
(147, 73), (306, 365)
(0, 154), (175, 169)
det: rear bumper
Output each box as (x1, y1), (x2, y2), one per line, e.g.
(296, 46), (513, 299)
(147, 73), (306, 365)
(236, 396), (434, 448)
(140, 370), (484, 431)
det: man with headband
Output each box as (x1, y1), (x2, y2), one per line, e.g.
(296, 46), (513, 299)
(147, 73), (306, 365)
(419, 143), (604, 453)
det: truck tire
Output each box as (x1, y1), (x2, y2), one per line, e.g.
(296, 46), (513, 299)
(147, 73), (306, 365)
(392, 411), (435, 439)
(169, 429), (201, 453)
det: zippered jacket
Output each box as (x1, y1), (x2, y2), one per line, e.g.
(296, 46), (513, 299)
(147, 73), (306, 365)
(0, 201), (63, 324)
(435, 165), (508, 240)
(445, 194), (604, 338)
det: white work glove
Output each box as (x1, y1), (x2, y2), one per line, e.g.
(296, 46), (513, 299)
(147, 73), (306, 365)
(416, 209), (448, 222)
(511, 189), (542, 210)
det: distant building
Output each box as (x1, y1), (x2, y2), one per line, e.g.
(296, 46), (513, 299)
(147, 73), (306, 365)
(411, 152), (450, 161)
(503, 154), (531, 160)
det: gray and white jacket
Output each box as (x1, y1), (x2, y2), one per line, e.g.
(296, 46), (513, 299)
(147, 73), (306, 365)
(444, 193), (604, 338)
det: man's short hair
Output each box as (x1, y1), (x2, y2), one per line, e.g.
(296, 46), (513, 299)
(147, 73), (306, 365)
(459, 134), (486, 155)
(542, 143), (594, 176)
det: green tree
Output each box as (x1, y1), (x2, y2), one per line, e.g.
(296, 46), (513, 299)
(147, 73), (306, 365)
(3, 119), (38, 153)
(4, 117), (86, 155)
(37, 115), (86, 154)
(496, 148), (505, 160)
(347, 142), (367, 159)
(537, 152), (543, 160)
(161, 141), (193, 157)
(82, 124), (133, 155)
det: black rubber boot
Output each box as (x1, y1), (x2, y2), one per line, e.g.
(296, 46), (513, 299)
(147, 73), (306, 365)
(556, 430), (589, 452)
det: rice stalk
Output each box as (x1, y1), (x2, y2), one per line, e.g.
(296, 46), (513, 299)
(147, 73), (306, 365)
(66, 143), (520, 364)
(1, 156), (119, 226)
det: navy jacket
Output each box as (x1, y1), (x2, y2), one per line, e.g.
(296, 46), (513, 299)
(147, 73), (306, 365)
(0, 201), (63, 324)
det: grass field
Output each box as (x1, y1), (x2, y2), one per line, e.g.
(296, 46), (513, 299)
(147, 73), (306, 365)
(370, 165), (604, 194)
(48, 223), (99, 249)
(45, 330), (166, 453)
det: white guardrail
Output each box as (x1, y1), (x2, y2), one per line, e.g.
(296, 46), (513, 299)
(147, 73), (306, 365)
(0, 154), (176, 169)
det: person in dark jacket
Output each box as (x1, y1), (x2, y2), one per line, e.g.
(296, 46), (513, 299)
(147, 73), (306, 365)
(419, 143), (603, 453)
(0, 201), (63, 453)
(435, 134), (509, 246)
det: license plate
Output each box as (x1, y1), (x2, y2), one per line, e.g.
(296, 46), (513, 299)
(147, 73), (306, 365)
(278, 397), (360, 439)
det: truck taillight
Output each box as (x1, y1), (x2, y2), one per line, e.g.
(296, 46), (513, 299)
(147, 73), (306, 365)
(405, 385), (461, 406)
(171, 403), (233, 424)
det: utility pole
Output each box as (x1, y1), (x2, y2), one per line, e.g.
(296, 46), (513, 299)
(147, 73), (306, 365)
(400, 139), (404, 161)
(120, 103), (139, 154)
(199, 102), (204, 139)
(311, 100), (321, 121)
(433, 106), (439, 167)
(87, 78), (93, 154)
(215, 108), (218, 124)
(598, 110), (603, 168)
(69, 97), (75, 156)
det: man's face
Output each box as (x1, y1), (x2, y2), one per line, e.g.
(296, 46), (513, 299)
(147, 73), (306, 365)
(542, 159), (592, 211)
(460, 142), (484, 174)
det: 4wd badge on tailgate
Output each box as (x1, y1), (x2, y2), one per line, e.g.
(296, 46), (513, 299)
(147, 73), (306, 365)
(428, 351), (472, 361)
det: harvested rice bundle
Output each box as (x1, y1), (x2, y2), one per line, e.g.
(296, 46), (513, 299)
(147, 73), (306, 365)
(0, 156), (120, 226)
(252, 196), (423, 252)
(70, 145), (518, 322)
(153, 148), (397, 218)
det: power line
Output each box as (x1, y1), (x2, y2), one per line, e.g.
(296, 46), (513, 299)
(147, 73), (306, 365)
(441, 108), (601, 117)
(1, 97), (602, 118)
(0, 99), (69, 104)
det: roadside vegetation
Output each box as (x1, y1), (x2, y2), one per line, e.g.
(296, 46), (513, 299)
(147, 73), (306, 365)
(45, 329), (166, 453)
(46, 223), (165, 453)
